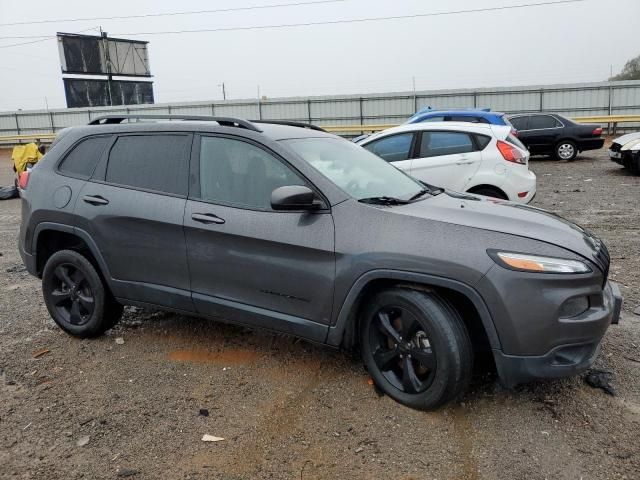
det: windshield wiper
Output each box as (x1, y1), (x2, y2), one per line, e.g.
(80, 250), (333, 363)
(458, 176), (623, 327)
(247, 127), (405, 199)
(358, 196), (409, 206)
(409, 189), (432, 201)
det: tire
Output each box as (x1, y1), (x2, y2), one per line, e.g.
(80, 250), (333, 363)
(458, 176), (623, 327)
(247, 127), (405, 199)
(469, 187), (508, 200)
(555, 140), (577, 161)
(360, 288), (473, 410)
(42, 250), (123, 338)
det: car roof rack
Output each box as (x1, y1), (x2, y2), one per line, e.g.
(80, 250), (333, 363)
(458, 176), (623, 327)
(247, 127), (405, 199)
(251, 120), (326, 132)
(87, 114), (262, 132)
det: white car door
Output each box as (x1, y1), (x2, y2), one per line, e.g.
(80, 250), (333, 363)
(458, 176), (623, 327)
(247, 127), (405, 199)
(361, 132), (415, 173)
(410, 130), (483, 191)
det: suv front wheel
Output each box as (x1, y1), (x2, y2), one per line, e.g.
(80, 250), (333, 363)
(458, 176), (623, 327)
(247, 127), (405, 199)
(360, 288), (472, 410)
(42, 250), (123, 338)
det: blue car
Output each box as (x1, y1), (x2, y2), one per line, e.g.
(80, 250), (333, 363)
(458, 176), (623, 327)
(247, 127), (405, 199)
(406, 108), (514, 128)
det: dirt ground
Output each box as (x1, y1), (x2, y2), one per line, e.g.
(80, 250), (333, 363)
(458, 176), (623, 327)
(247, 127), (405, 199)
(0, 144), (639, 480)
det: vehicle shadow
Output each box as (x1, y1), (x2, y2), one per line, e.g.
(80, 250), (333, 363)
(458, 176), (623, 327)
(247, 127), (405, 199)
(115, 307), (580, 408)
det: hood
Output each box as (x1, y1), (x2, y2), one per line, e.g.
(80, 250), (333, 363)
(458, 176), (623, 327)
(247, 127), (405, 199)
(612, 132), (640, 146)
(393, 191), (606, 268)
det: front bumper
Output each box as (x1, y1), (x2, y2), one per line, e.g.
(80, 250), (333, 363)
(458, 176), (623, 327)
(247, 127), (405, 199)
(494, 281), (622, 387)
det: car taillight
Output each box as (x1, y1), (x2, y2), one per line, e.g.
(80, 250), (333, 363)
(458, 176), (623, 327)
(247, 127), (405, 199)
(496, 140), (526, 164)
(592, 127), (602, 136)
(18, 171), (29, 189)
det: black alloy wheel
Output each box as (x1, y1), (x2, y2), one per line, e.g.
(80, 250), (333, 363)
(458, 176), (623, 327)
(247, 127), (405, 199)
(360, 288), (473, 410)
(45, 263), (95, 326)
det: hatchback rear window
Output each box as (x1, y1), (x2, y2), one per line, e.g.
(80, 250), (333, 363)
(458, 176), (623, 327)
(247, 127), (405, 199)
(58, 136), (111, 178)
(105, 135), (191, 196)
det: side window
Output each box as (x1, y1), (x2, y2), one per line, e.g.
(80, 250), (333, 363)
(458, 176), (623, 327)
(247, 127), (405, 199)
(105, 135), (190, 196)
(509, 116), (529, 131)
(528, 115), (561, 129)
(474, 134), (491, 150)
(363, 133), (414, 162)
(198, 136), (305, 210)
(419, 131), (475, 158)
(58, 136), (111, 178)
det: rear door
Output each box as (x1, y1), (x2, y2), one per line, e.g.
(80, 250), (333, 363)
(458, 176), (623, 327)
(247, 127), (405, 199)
(75, 133), (193, 311)
(411, 130), (483, 191)
(515, 115), (562, 154)
(183, 134), (335, 340)
(361, 132), (416, 173)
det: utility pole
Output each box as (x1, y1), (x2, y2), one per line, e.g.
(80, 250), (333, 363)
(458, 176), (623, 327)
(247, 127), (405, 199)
(219, 82), (227, 100)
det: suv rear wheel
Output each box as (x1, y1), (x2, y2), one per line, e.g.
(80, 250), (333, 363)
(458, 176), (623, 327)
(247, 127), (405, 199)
(360, 288), (472, 410)
(42, 250), (123, 338)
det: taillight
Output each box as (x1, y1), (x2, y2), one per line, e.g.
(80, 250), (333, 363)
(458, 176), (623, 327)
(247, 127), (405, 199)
(18, 171), (29, 189)
(592, 127), (602, 136)
(496, 140), (526, 164)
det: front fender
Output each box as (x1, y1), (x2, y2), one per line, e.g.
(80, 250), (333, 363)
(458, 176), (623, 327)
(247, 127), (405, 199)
(325, 269), (501, 351)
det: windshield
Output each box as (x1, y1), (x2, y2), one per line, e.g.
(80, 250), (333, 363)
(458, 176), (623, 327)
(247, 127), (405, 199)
(283, 137), (424, 200)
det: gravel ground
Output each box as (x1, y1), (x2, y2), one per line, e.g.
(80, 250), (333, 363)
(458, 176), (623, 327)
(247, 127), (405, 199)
(0, 144), (639, 480)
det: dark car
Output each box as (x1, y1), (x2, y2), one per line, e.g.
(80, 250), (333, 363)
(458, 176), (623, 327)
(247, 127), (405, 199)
(507, 113), (604, 160)
(18, 115), (621, 410)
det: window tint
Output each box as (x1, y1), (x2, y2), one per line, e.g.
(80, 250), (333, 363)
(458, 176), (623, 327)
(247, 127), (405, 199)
(198, 137), (305, 210)
(363, 133), (414, 162)
(419, 131), (475, 158)
(509, 117), (528, 130)
(474, 134), (491, 150)
(528, 115), (561, 129)
(59, 136), (110, 178)
(106, 135), (190, 196)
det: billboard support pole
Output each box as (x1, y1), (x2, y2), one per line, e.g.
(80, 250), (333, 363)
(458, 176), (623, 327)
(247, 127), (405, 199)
(101, 29), (114, 106)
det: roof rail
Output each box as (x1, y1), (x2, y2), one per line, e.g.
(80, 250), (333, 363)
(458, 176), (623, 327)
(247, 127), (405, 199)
(87, 114), (262, 132)
(251, 120), (326, 132)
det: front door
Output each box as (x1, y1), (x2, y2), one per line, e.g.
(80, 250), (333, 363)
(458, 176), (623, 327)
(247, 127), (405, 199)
(183, 135), (335, 340)
(411, 130), (483, 191)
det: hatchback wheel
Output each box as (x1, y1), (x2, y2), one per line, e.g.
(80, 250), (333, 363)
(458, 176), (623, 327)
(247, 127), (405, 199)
(360, 288), (472, 410)
(555, 141), (577, 161)
(42, 250), (123, 338)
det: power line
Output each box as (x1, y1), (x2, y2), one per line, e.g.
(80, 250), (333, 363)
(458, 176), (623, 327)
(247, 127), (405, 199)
(0, 0), (345, 28)
(0, 0), (588, 45)
(112, 0), (588, 37)
(0, 27), (100, 49)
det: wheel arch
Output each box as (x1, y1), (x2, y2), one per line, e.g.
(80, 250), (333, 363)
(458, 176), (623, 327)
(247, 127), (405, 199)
(326, 270), (502, 355)
(466, 184), (509, 200)
(33, 223), (112, 284)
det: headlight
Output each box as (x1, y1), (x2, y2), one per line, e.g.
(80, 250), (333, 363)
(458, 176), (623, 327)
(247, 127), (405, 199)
(622, 138), (640, 151)
(489, 251), (591, 273)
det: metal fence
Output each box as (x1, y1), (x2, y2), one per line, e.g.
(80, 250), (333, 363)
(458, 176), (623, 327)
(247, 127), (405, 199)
(2, 80), (640, 138)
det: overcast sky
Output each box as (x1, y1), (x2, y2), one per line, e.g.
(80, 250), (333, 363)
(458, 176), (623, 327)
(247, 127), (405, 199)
(0, 0), (638, 111)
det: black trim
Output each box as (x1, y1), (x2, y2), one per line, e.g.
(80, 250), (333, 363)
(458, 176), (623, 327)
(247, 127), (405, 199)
(252, 120), (326, 132)
(88, 114), (262, 132)
(326, 269), (502, 351)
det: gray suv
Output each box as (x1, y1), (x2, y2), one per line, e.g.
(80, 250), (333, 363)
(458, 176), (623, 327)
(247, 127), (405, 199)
(18, 115), (622, 410)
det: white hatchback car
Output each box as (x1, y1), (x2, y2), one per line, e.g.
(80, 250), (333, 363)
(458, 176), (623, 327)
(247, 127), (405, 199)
(357, 122), (536, 203)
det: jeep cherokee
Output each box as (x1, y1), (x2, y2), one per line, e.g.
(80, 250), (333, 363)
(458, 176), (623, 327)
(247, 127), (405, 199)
(18, 115), (622, 410)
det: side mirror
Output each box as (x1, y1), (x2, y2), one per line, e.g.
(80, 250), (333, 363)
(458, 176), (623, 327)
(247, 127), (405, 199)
(271, 185), (320, 211)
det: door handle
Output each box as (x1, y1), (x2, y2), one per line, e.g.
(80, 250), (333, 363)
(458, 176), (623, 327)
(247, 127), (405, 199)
(456, 160), (474, 165)
(82, 195), (109, 206)
(191, 213), (225, 224)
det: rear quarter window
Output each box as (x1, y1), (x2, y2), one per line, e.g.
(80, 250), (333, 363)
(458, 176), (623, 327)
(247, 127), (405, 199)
(58, 136), (111, 178)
